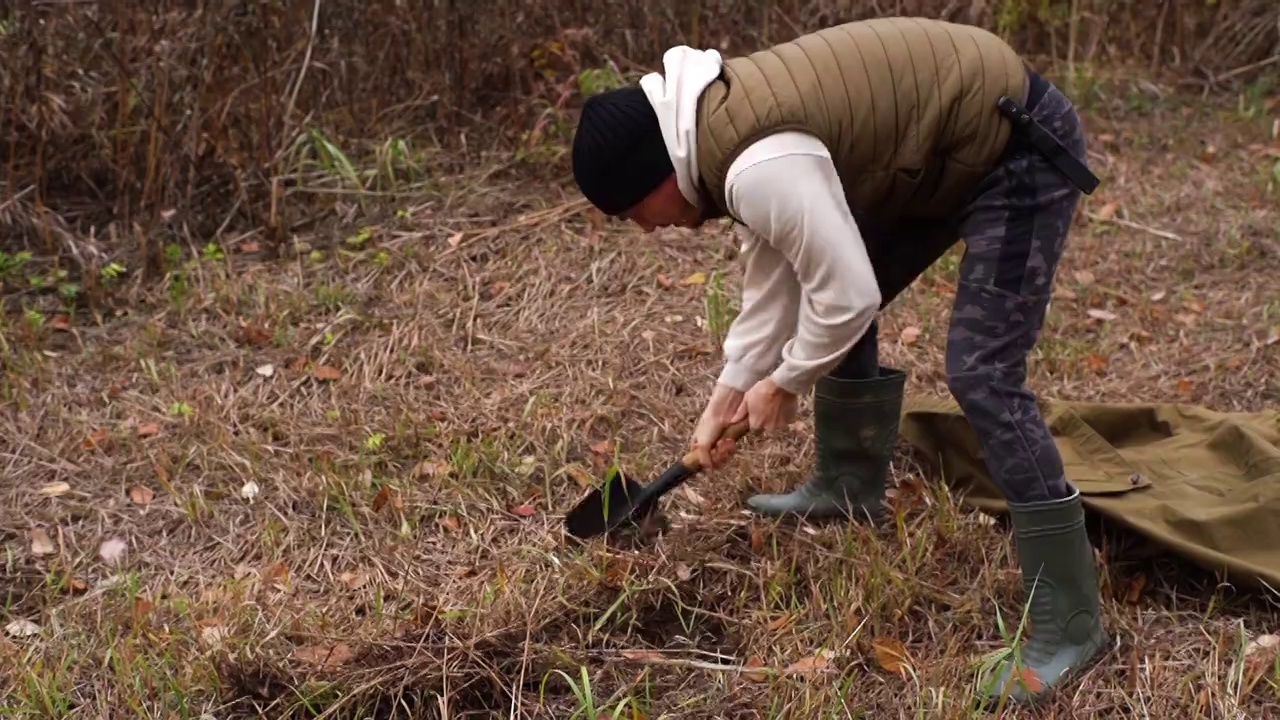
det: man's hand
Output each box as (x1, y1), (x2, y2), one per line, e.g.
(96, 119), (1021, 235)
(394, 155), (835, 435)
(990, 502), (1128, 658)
(692, 383), (744, 470)
(732, 377), (798, 431)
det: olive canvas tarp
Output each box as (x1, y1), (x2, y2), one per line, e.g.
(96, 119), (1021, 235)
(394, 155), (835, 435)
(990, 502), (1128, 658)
(897, 395), (1280, 592)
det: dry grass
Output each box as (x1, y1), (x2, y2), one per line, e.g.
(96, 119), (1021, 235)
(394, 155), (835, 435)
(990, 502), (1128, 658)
(3, 65), (1280, 719)
(2, 1), (1276, 274)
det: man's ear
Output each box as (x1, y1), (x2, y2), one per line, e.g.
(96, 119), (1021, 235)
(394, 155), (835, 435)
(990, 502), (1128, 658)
(661, 173), (688, 203)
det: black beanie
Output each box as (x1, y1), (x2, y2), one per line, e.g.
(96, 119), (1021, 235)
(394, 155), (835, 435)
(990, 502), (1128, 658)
(572, 85), (675, 216)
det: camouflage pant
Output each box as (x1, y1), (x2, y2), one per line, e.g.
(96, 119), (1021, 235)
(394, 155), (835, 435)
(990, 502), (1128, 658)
(834, 80), (1087, 504)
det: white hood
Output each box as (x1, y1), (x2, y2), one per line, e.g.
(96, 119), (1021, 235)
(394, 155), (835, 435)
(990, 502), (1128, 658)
(639, 46), (724, 207)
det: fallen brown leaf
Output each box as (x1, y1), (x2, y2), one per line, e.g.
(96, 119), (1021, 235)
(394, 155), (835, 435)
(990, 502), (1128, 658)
(589, 439), (615, 456)
(742, 656), (769, 682)
(133, 597), (155, 620)
(749, 526), (765, 554)
(199, 624), (229, 648)
(1087, 308), (1117, 322)
(51, 315), (71, 331)
(602, 557), (632, 588)
(1012, 666), (1045, 694)
(560, 464), (596, 489)
(99, 537), (127, 565)
(128, 484), (155, 507)
(84, 429), (111, 450)
(871, 637), (910, 675)
(492, 359), (530, 378)
(509, 504), (537, 518)
(5, 619), (40, 639)
(842, 608), (863, 634)
(899, 326), (922, 345)
(619, 649), (666, 663)
(36, 481), (71, 497)
(1248, 143), (1280, 159)
(372, 485), (403, 513)
(446, 231), (463, 248)
(438, 515), (462, 532)
(294, 643), (355, 668)
(674, 562), (693, 581)
(767, 614), (795, 632)
(1095, 201), (1120, 220)
(1073, 269), (1095, 285)
(679, 484), (708, 509)
(415, 459), (451, 478)
(1086, 354), (1109, 372)
(784, 650), (832, 675)
(29, 528), (55, 557)
(338, 571), (369, 590)
(238, 322), (272, 347)
(1241, 634), (1280, 694)
(1177, 378), (1194, 399)
(262, 562), (290, 584)
(313, 364), (342, 381)
(153, 460), (170, 486)
(1124, 573), (1147, 604)
(899, 475), (927, 499)
(136, 423), (161, 438)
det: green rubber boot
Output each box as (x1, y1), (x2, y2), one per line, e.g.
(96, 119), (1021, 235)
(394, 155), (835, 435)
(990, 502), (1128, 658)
(746, 366), (905, 522)
(979, 489), (1107, 706)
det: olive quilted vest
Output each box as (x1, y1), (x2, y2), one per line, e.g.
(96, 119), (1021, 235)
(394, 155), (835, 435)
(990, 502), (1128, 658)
(695, 17), (1030, 220)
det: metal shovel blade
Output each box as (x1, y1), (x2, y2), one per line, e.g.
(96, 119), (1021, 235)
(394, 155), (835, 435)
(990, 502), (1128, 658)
(564, 467), (654, 540)
(562, 420), (751, 541)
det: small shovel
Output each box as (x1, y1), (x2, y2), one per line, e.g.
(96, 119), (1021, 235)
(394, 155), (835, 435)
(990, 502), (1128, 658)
(564, 419), (752, 540)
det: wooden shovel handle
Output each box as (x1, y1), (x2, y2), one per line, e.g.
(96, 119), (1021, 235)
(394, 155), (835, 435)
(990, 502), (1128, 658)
(680, 419), (752, 470)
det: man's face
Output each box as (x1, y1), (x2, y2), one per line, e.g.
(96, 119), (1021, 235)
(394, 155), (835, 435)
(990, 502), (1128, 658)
(621, 175), (704, 232)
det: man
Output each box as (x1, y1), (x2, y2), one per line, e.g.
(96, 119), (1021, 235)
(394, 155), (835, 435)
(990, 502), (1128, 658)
(569, 17), (1104, 704)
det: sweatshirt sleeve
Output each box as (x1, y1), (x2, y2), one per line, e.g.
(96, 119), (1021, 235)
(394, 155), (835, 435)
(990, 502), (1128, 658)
(715, 224), (801, 392)
(722, 131), (882, 396)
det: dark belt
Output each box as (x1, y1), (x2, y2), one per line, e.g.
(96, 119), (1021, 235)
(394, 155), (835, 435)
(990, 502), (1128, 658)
(997, 70), (1100, 195)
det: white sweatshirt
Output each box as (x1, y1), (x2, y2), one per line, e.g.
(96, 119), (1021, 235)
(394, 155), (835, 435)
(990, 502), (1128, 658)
(640, 46), (882, 397)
